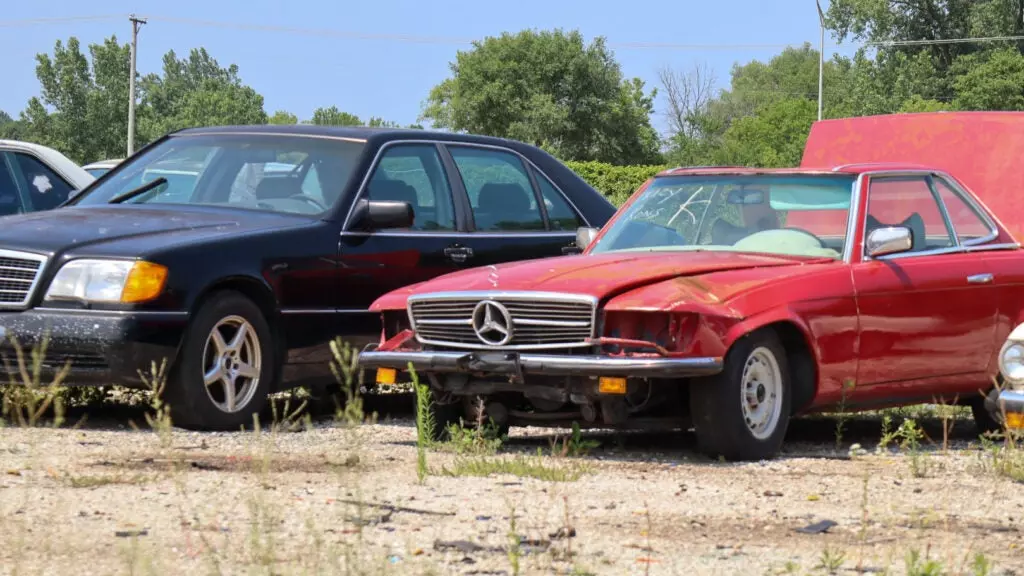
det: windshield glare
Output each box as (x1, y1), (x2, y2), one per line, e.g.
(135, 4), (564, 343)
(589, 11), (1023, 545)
(73, 134), (366, 216)
(589, 174), (855, 259)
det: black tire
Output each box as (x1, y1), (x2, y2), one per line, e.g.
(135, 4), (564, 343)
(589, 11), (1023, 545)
(165, 291), (275, 431)
(970, 387), (1003, 436)
(689, 329), (792, 461)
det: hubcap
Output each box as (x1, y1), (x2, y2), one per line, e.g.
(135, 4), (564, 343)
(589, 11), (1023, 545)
(202, 315), (262, 414)
(741, 346), (783, 440)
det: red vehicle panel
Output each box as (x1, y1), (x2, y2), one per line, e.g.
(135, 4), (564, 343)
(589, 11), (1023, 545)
(360, 112), (1024, 460)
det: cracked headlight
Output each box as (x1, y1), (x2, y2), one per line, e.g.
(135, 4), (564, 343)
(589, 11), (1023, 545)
(44, 259), (168, 303)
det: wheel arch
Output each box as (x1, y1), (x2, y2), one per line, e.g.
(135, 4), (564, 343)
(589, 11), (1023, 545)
(723, 309), (819, 415)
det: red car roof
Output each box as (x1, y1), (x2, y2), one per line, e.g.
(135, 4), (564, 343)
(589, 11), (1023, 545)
(656, 163), (940, 178)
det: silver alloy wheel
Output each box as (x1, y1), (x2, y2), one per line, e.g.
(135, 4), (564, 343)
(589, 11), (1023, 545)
(202, 315), (262, 414)
(740, 346), (783, 440)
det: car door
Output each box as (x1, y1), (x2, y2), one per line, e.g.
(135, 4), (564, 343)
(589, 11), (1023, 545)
(851, 173), (999, 392)
(336, 142), (465, 344)
(441, 144), (581, 267)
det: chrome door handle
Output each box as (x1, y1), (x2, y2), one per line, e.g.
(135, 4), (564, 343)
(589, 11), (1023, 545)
(967, 273), (993, 284)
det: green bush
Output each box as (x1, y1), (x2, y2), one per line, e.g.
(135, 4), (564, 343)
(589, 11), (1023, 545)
(564, 160), (669, 206)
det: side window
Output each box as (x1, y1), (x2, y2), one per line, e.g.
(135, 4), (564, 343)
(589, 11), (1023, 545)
(0, 155), (25, 216)
(449, 146), (544, 231)
(366, 144), (455, 231)
(13, 153), (74, 211)
(933, 178), (995, 245)
(866, 176), (954, 253)
(534, 168), (583, 231)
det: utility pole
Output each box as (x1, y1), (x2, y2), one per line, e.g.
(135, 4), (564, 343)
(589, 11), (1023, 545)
(816, 0), (825, 121)
(127, 14), (147, 157)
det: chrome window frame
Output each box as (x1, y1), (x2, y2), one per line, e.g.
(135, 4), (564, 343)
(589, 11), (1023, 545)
(340, 139), (591, 236)
(855, 169), (1012, 262)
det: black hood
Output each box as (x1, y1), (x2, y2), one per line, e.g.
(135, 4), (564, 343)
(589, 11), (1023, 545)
(0, 205), (313, 258)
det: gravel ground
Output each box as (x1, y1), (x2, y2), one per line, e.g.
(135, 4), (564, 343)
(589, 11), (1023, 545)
(1, 402), (1022, 576)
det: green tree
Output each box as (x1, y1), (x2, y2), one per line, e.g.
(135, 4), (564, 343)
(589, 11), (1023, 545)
(19, 36), (132, 163)
(309, 106), (362, 126)
(267, 110), (298, 125)
(141, 48), (266, 139)
(421, 28), (661, 165)
(952, 48), (1024, 110)
(0, 110), (26, 140)
(715, 98), (818, 167)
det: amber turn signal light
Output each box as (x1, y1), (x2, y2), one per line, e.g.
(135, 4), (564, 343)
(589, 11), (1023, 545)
(376, 367), (397, 385)
(1006, 411), (1024, 430)
(121, 261), (169, 303)
(598, 376), (627, 394)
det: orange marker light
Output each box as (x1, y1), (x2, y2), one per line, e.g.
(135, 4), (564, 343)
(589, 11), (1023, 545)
(599, 376), (627, 395)
(376, 367), (397, 386)
(1006, 411), (1024, 430)
(121, 261), (168, 303)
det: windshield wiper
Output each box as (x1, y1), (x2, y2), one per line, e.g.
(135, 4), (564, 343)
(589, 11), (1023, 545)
(108, 177), (167, 204)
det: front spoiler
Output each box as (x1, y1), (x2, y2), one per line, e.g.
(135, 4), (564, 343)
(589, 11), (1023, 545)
(356, 349), (724, 378)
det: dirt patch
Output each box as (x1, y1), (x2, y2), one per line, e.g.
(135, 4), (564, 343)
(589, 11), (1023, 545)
(1, 416), (1022, 575)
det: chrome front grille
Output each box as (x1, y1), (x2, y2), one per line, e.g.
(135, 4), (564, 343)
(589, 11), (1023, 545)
(0, 249), (48, 309)
(408, 291), (597, 350)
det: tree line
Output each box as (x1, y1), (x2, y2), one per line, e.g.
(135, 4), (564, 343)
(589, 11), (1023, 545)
(3, 0), (1024, 177)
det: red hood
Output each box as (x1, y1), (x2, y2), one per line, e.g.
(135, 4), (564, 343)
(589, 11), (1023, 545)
(371, 251), (821, 311)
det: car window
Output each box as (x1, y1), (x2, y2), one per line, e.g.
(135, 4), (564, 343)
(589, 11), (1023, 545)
(866, 176), (954, 253)
(933, 177), (994, 245)
(366, 144), (455, 231)
(533, 168), (582, 230)
(74, 134), (366, 216)
(13, 153), (74, 211)
(0, 155), (25, 216)
(449, 146), (544, 231)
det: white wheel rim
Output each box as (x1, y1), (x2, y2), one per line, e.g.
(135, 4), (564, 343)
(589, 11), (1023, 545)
(741, 346), (783, 440)
(202, 315), (262, 414)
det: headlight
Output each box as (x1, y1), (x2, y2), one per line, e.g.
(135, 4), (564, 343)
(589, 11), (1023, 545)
(999, 339), (1024, 390)
(44, 259), (168, 304)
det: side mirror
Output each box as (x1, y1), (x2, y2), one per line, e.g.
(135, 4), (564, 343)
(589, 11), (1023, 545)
(575, 227), (600, 251)
(866, 226), (912, 258)
(355, 199), (414, 230)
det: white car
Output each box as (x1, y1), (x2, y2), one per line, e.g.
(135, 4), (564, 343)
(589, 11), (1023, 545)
(82, 158), (123, 177)
(0, 140), (95, 215)
(995, 326), (1024, 431)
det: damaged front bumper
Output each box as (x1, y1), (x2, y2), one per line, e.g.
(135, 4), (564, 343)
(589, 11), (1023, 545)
(356, 346), (724, 379)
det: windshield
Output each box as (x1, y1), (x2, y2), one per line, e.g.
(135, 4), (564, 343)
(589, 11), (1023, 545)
(589, 174), (855, 259)
(73, 133), (366, 216)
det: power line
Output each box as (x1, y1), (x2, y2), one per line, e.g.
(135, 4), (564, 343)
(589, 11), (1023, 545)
(4, 13), (1024, 52)
(0, 15), (122, 27)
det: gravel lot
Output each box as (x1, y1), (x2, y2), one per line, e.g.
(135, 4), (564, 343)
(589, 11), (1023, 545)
(1, 398), (1022, 576)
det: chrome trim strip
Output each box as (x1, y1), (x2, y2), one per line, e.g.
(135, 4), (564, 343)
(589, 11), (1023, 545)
(0, 248), (48, 310)
(31, 307), (190, 317)
(967, 273), (994, 284)
(279, 308), (374, 314)
(357, 350), (724, 378)
(841, 173), (864, 263)
(175, 131), (367, 143)
(926, 175), (960, 248)
(341, 139), (592, 231)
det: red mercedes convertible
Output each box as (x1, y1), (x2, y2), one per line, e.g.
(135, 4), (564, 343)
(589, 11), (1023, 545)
(359, 113), (1024, 461)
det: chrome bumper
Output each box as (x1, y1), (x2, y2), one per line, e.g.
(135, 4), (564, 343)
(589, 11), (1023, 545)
(356, 349), (724, 378)
(996, 389), (1024, 428)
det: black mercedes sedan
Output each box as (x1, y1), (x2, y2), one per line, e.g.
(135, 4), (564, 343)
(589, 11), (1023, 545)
(0, 125), (616, 430)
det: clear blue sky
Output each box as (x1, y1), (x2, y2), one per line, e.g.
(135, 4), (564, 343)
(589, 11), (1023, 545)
(1, 0), (849, 133)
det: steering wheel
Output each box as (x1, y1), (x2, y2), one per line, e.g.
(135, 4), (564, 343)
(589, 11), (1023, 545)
(287, 193), (327, 211)
(782, 227), (826, 248)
